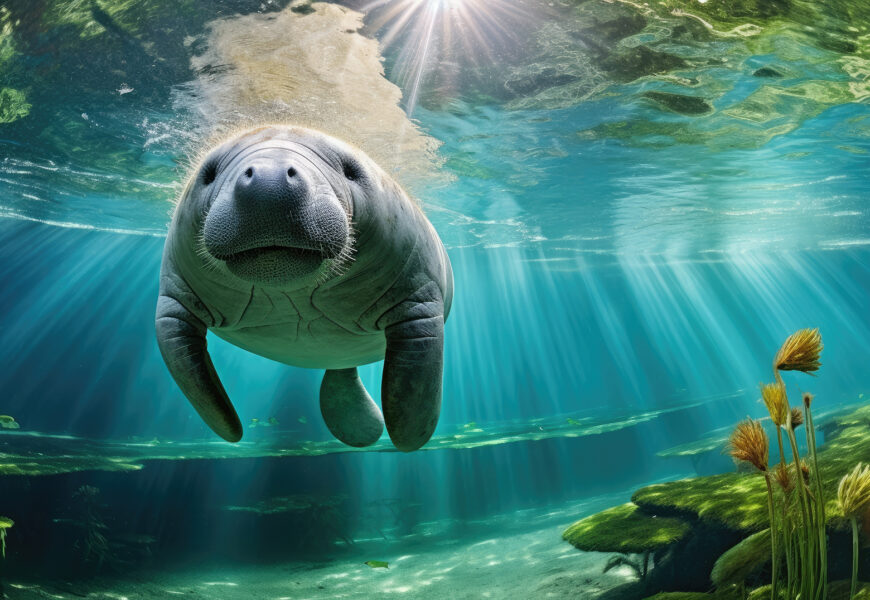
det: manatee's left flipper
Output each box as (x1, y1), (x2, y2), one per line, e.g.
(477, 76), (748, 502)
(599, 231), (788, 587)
(381, 290), (445, 452)
(320, 368), (384, 447)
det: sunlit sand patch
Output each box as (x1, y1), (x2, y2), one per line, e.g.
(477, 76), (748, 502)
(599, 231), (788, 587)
(180, 1), (443, 194)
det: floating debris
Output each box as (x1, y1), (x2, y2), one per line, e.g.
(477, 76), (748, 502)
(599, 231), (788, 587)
(364, 560), (389, 569)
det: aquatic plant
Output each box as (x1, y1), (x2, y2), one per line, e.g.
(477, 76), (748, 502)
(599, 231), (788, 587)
(0, 416), (18, 430)
(0, 517), (10, 559)
(775, 329), (827, 600)
(774, 328), (823, 374)
(72, 485), (111, 571)
(0, 517), (12, 599)
(750, 329), (827, 599)
(726, 418), (778, 599)
(604, 553), (652, 581)
(837, 463), (870, 599)
(568, 400), (870, 596)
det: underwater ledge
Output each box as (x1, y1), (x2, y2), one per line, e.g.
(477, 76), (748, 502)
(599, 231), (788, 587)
(561, 403), (870, 598)
(0, 401), (705, 477)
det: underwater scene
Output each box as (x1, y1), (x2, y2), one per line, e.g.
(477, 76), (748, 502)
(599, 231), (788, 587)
(0, 0), (869, 598)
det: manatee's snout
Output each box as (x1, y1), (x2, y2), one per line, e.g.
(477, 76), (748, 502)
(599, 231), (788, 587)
(202, 149), (350, 285)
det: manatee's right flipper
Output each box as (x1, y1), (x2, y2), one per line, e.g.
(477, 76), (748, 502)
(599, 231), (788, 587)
(155, 295), (243, 443)
(320, 368), (384, 447)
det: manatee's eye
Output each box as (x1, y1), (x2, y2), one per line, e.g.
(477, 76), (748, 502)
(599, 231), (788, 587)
(341, 158), (363, 182)
(201, 159), (219, 186)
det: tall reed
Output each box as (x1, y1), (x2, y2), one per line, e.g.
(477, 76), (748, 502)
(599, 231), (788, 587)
(757, 328), (826, 599)
(837, 463), (870, 600)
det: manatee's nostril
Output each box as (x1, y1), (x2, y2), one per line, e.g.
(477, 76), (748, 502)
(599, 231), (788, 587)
(244, 167), (254, 178)
(287, 167), (297, 178)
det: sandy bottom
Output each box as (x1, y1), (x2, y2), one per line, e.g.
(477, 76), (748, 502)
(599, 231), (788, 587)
(7, 494), (644, 600)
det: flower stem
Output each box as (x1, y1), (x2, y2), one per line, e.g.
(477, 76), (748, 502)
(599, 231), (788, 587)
(766, 473), (779, 600)
(851, 516), (859, 600)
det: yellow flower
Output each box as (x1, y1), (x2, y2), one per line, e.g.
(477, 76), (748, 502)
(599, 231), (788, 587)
(774, 328), (823, 374)
(727, 419), (769, 473)
(837, 463), (870, 519)
(761, 382), (788, 427)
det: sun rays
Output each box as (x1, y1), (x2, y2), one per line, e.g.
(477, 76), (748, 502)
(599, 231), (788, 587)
(359, 0), (534, 115)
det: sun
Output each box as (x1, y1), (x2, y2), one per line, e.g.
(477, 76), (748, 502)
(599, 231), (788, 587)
(360, 0), (534, 115)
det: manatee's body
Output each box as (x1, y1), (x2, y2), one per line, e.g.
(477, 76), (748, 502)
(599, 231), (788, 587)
(155, 126), (452, 451)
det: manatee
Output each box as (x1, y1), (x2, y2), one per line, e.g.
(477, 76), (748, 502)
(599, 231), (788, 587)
(155, 126), (453, 452)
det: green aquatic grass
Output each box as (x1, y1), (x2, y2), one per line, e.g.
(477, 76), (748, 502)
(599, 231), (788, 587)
(562, 502), (691, 554)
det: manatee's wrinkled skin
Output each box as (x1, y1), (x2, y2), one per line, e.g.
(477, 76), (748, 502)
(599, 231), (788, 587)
(155, 126), (453, 452)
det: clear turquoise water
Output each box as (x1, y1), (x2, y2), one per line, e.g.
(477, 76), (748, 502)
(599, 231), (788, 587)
(0, 0), (868, 597)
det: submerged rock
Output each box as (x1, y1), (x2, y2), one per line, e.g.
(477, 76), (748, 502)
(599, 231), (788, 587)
(562, 503), (690, 555)
(564, 402), (870, 596)
(710, 529), (771, 588)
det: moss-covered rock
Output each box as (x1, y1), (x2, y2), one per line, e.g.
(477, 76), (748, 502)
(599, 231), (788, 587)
(710, 529), (770, 587)
(566, 400), (870, 552)
(632, 471), (768, 531)
(562, 502), (691, 554)
(629, 403), (870, 533)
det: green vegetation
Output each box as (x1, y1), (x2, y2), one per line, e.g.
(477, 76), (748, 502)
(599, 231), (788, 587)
(567, 330), (870, 598)
(0, 516), (12, 599)
(632, 472), (769, 531)
(0, 517), (11, 558)
(364, 560), (389, 569)
(0, 88), (29, 124)
(644, 593), (739, 600)
(562, 503), (690, 554)
(836, 464), (870, 599)
(711, 529), (771, 588)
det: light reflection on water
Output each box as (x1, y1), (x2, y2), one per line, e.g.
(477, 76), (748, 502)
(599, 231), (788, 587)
(0, 0), (866, 260)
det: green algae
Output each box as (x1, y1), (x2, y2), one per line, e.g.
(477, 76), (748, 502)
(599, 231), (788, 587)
(562, 502), (691, 554)
(0, 88), (30, 124)
(504, 0), (870, 149)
